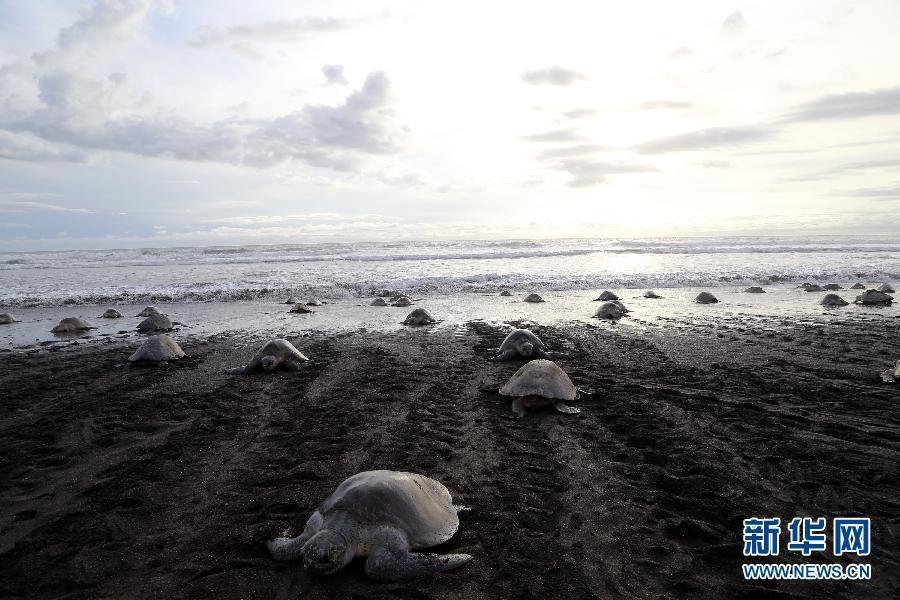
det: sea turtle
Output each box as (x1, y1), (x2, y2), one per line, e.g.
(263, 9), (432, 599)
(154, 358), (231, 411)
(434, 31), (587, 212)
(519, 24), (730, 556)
(128, 334), (185, 363)
(393, 296), (413, 307)
(744, 286), (765, 293)
(804, 284), (824, 292)
(266, 470), (472, 582)
(643, 290), (662, 298)
(51, 317), (97, 334)
(290, 303), (314, 313)
(499, 290), (512, 296)
(229, 339), (309, 373)
(493, 329), (550, 361)
(499, 359), (580, 418)
(135, 306), (161, 317)
(137, 313), (174, 333)
(820, 294), (848, 307)
(371, 297), (388, 306)
(855, 290), (893, 305)
(593, 290), (618, 301)
(850, 283), (866, 290)
(877, 283), (895, 293)
(823, 284), (843, 291)
(285, 296), (301, 304)
(0, 313), (19, 324)
(403, 308), (436, 326)
(100, 308), (123, 318)
(594, 301), (625, 320)
(694, 292), (719, 304)
(307, 298), (325, 306)
(523, 293), (545, 303)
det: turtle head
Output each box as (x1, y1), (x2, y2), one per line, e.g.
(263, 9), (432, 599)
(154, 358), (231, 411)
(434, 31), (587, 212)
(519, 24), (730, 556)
(260, 355), (278, 371)
(301, 530), (353, 575)
(517, 340), (534, 357)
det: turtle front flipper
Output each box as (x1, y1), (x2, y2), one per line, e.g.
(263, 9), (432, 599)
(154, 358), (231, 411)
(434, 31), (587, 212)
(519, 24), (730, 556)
(492, 349), (518, 362)
(554, 402), (581, 415)
(226, 365), (247, 374)
(364, 527), (472, 582)
(510, 398), (526, 418)
(266, 510), (324, 561)
(534, 348), (552, 359)
(284, 359), (303, 372)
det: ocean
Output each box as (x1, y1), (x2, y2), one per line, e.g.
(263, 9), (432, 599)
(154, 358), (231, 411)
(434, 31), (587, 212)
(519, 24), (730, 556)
(2, 236), (899, 308)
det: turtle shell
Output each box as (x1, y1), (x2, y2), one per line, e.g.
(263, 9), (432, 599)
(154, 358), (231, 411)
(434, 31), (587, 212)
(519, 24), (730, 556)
(850, 283), (866, 289)
(744, 287), (765, 293)
(694, 292), (719, 304)
(877, 283), (895, 293)
(0, 313), (18, 324)
(137, 313), (173, 333)
(498, 329), (545, 353)
(403, 308), (435, 326)
(823, 284), (843, 291)
(594, 302), (624, 319)
(644, 290), (662, 298)
(253, 339), (308, 363)
(371, 298), (388, 306)
(101, 308), (123, 318)
(856, 290), (893, 305)
(318, 470), (459, 549)
(52, 317), (96, 333)
(392, 296), (413, 307)
(523, 293), (544, 303)
(135, 306), (161, 317)
(285, 296), (301, 304)
(290, 303), (314, 313)
(499, 359), (576, 401)
(820, 294), (848, 307)
(129, 334), (185, 362)
(597, 290), (618, 301)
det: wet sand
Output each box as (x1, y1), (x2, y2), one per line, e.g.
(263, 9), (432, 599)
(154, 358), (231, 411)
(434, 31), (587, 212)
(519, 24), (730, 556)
(1, 315), (898, 599)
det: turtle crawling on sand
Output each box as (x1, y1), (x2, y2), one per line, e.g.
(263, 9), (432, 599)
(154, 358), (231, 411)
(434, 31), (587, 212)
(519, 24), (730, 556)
(393, 296), (413, 307)
(129, 334), (185, 363)
(855, 289), (893, 305)
(0, 313), (19, 324)
(523, 293), (545, 303)
(744, 286), (765, 293)
(594, 290), (618, 301)
(804, 284), (824, 292)
(284, 296), (300, 304)
(371, 297), (388, 306)
(823, 284), (843, 291)
(499, 359), (580, 418)
(499, 290), (512, 296)
(403, 308), (436, 326)
(100, 308), (123, 318)
(594, 301), (625, 320)
(850, 283), (866, 290)
(266, 470), (472, 582)
(289, 303), (314, 314)
(493, 329), (551, 361)
(694, 292), (719, 304)
(820, 294), (848, 307)
(52, 317), (97, 334)
(877, 283), (895, 293)
(135, 306), (161, 317)
(643, 290), (662, 298)
(229, 339), (309, 373)
(137, 313), (174, 333)
(307, 298), (325, 306)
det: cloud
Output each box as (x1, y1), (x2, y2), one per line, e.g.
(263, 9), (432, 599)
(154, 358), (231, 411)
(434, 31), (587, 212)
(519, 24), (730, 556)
(783, 86), (900, 122)
(0, 130), (87, 162)
(3, 69), (402, 171)
(634, 100), (693, 110)
(553, 159), (656, 187)
(189, 16), (350, 48)
(722, 10), (746, 34)
(0, 193), (93, 213)
(521, 66), (586, 86)
(563, 108), (599, 119)
(536, 144), (609, 160)
(322, 64), (348, 85)
(700, 159), (732, 169)
(523, 129), (586, 143)
(669, 46), (693, 59)
(635, 126), (773, 153)
(842, 184), (900, 199)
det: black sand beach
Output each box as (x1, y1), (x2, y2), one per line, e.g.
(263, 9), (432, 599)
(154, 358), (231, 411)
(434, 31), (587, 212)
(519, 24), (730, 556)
(1, 315), (898, 599)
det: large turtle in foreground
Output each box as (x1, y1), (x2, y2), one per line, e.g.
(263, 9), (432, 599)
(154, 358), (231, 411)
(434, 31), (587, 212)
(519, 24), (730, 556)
(129, 334), (185, 363)
(820, 294), (848, 307)
(403, 308), (436, 326)
(594, 301), (625, 320)
(493, 329), (550, 361)
(229, 339), (309, 373)
(52, 317), (96, 334)
(694, 292), (719, 304)
(499, 359), (580, 418)
(0, 313), (19, 324)
(267, 470), (472, 581)
(523, 293), (545, 303)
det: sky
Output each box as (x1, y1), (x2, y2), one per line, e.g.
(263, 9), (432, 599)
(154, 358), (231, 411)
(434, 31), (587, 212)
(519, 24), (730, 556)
(1, 0), (899, 251)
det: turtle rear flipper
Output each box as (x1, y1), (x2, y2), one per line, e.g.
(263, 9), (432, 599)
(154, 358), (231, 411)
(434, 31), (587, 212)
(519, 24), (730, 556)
(554, 402), (581, 414)
(364, 527), (472, 582)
